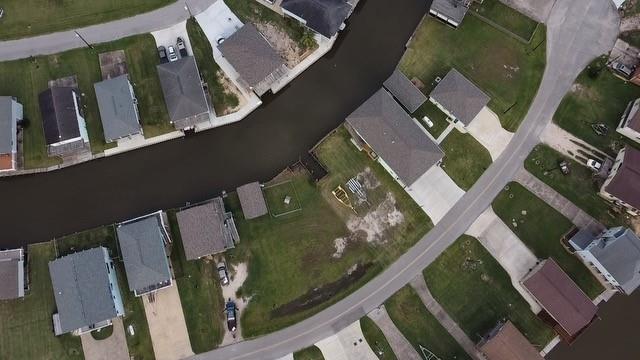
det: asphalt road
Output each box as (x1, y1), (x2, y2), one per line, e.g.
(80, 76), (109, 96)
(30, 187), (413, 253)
(190, 0), (620, 359)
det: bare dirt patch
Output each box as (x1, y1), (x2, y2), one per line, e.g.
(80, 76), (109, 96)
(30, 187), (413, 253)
(255, 22), (306, 68)
(221, 262), (248, 345)
(217, 69), (244, 115)
(346, 192), (405, 243)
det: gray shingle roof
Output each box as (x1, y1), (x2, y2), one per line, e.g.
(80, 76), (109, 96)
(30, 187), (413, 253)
(589, 227), (640, 294)
(39, 87), (82, 145)
(176, 198), (236, 260)
(346, 88), (444, 186)
(49, 247), (118, 334)
(383, 69), (427, 113)
(156, 57), (209, 129)
(430, 0), (469, 25)
(219, 23), (285, 88)
(94, 75), (141, 142)
(237, 182), (268, 219)
(429, 68), (490, 126)
(117, 213), (171, 294)
(281, 0), (352, 38)
(0, 96), (19, 154)
(0, 248), (24, 300)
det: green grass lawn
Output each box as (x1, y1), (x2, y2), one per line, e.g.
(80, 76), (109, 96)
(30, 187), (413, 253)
(424, 235), (553, 347)
(0, 34), (171, 168)
(470, 0), (539, 40)
(620, 30), (640, 49)
(0, 0), (173, 40)
(225, 0), (317, 52)
(492, 182), (604, 298)
(55, 225), (118, 257)
(412, 101), (450, 139)
(294, 346), (324, 360)
(385, 286), (470, 360)
(360, 317), (397, 360)
(400, 16), (546, 132)
(90, 324), (113, 340)
(187, 18), (239, 116)
(0, 243), (84, 360)
(231, 126), (431, 337)
(264, 180), (302, 216)
(525, 144), (627, 227)
(167, 211), (225, 353)
(440, 129), (492, 190)
(553, 56), (640, 155)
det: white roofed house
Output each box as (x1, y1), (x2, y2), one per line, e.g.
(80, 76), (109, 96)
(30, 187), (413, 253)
(617, 98), (640, 144)
(0, 96), (23, 172)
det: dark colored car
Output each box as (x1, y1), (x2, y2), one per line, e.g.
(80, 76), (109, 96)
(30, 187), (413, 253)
(225, 299), (237, 332)
(158, 46), (168, 63)
(559, 160), (570, 175)
(177, 37), (188, 57)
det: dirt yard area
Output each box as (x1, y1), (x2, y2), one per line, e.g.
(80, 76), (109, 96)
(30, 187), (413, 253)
(221, 262), (249, 346)
(217, 69), (245, 115)
(255, 22), (309, 68)
(143, 287), (194, 360)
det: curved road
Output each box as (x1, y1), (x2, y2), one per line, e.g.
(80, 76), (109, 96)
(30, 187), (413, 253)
(191, 0), (619, 359)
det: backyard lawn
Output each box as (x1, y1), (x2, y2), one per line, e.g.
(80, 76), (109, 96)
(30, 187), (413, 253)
(230, 126), (431, 337)
(360, 317), (397, 360)
(470, 0), (539, 40)
(424, 235), (553, 347)
(440, 129), (492, 190)
(167, 211), (225, 353)
(400, 15), (546, 132)
(294, 346), (324, 360)
(187, 18), (239, 116)
(0, 243), (84, 360)
(525, 144), (627, 227)
(553, 56), (640, 155)
(0, 0), (173, 40)
(492, 182), (605, 298)
(0, 34), (171, 168)
(385, 286), (469, 360)
(411, 101), (450, 139)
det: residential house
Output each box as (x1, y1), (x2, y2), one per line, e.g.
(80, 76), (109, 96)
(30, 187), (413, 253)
(94, 75), (142, 143)
(429, 0), (473, 28)
(0, 96), (23, 171)
(237, 182), (268, 219)
(429, 68), (490, 128)
(219, 23), (288, 96)
(176, 197), (240, 260)
(570, 227), (640, 294)
(383, 69), (427, 114)
(0, 248), (25, 300)
(280, 0), (354, 39)
(477, 321), (543, 360)
(521, 258), (598, 343)
(345, 88), (444, 187)
(599, 146), (640, 215)
(617, 98), (640, 144)
(157, 56), (210, 130)
(116, 211), (173, 296)
(38, 87), (89, 156)
(49, 247), (124, 335)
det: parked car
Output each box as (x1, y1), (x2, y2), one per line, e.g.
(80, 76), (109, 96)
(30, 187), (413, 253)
(225, 300), (237, 332)
(587, 158), (602, 172)
(559, 160), (570, 175)
(611, 61), (633, 78)
(167, 45), (178, 62)
(177, 37), (188, 57)
(0, 8), (5, 19)
(158, 46), (168, 63)
(217, 262), (229, 286)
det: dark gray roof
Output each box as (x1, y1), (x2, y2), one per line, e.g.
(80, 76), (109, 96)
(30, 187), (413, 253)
(219, 24), (285, 88)
(383, 69), (427, 113)
(430, 0), (469, 25)
(0, 96), (19, 154)
(237, 182), (268, 219)
(176, 198), (236, 260)
(429, 68), (490, 126)
(156, 57), (209, 128)
(0, 248), (24, 300)
(589, 227), (640, 294)
(605, 146), (640, 211)
(94, 75), (141, 142)
(116, 213), (171, 294)
(281, 0), (352, 38)
(39, 87), (82, 145)
(346, 88), (444, 185)
(49, 247), (118, 334)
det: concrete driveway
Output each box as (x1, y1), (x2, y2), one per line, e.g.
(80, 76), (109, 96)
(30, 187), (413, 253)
(151, 21), (194, 58)
(406, 166), (465, 224)
(80, 318), (130, 360)
(367, 306), (420, 360)
(466, 207), (541, 312)
(143, 286), (194, 360)
(194, 0), (243, 44)
(315, 321), (378, 360)
(466, 107), (513, 161)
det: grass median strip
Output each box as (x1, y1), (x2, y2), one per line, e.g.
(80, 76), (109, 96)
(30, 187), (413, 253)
(294, 345), (325, 360)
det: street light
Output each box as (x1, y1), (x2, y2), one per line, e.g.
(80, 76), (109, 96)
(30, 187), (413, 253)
(74, 30), (94, 50)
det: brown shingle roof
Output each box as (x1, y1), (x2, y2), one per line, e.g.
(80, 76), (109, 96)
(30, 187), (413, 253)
(383, 69), (427, 113)
(176, 198), (236, 260)
(605, 146), (640, 210)
(237, 182), (268, 219)
(479, 321), (543, 360)
(522, 259), (597, 337)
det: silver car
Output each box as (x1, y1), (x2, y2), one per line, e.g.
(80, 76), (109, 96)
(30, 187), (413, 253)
(217, 262), (229, 285)
(167, 45), (178, 62)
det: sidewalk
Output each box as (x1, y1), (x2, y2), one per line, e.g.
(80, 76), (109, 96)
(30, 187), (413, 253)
(409, 276), (485, 360)
(367, 306), (421, 360)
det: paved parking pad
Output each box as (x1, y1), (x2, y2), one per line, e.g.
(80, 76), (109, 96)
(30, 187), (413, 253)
(406, 166), (465, 224)
(80, 318), (130, 360)
(466, 107), (513, 161)
(151, 20), (194, 58)
(143, 286), (194, 360)
(315, 321), (379, 360)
